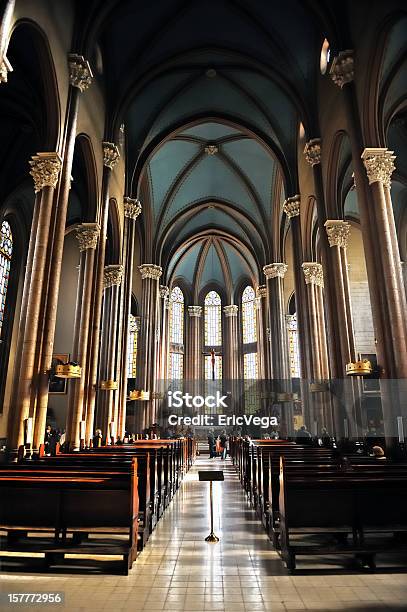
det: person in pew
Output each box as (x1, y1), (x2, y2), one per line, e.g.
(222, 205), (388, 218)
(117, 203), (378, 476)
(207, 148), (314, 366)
(372, 445), (387, 460)
(320, 427), (333, 448)
(92, 428), (102, 448)
(296, 425), (312, 440)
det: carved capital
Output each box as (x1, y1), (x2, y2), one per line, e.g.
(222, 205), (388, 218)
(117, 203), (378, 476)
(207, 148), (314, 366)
(302, 262), (324, 288)
(138, 264), (162, 280)
(361, 148), (396, 189)
(263, 263), (288, 279)
(304, 139), (321, 166)
(329, 50), (354, 88)
(223, 304), (238, 317)
(160, 285), (169, 299)
(0, 55), (12, 83)
(68, 54), (93, 91)
(102, 141), (120, 169)
(256, 285), (267, 298)
(75, 223), (100, 252)
(124, 196), (142, 220)
(188, 305), (202, 317)
(283, 195), (300, 219)
(29, 152), (62, 193)
(324, 220), (351, 248)
(104, 264), (124, 288)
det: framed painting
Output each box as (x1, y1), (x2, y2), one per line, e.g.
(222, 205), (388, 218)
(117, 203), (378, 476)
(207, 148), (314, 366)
(49, 353), (69, 395)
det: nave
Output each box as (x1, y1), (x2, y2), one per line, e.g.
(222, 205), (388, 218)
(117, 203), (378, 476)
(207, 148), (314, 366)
(1, 456), (407, 612)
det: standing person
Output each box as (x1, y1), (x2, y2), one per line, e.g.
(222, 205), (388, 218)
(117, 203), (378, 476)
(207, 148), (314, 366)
(93, 428), (102, 448)
(208, 429), (216, 458)
(219, 430), (228, 460)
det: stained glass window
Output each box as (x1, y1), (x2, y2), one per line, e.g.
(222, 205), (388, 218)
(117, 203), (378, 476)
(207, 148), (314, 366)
(169, 286), (184, 380)
(244, 352), (258, 379)
(170, 352), (184, 381)
(287, 314), (300, 378)
(0, 221), (12, 337)
(170, 286), (184, 344)
(242, 286), (257, 344)
(127, 314), (139, 378)
(204, 291), (222, 346)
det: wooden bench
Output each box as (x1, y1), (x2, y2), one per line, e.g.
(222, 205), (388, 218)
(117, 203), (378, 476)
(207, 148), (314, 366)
(0, 459), (139, 574)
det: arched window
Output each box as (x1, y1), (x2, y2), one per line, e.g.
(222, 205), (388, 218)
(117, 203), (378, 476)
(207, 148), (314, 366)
(287, 313), (300, 378)
(242, 285), (257, 344)
(204, 290), (222, 379)
(0, 220), (13, 337)
(169, 286), (184, 380)
(127, 314), (139, 379)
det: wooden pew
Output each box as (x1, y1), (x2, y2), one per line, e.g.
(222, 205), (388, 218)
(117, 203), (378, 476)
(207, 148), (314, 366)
(278, 456), (407, 571)
(0, 459), (139, 574)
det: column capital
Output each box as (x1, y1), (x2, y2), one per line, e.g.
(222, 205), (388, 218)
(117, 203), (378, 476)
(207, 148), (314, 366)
(329, 50), (354, 88)
(102, 141), (120, 169)
(324, 220), (351, 248)
(0, 55), (12, 83)
(361, 148), (396, 189)
(138, 264), (162, 280)
(256, 285), (267, 298)
(188, 305), (203, 317)
(263, 263), (288, 279)
(160, 285), (170, 299)
(124, 196), (142, 220)
(75, 222), (100, 251)
(283, 195), (300, 219)
(104, 264), (124, 289)
(302, 262), (324, 288)
(223, 304), (238, 317)
(304, 138), (321, 166)
(68, 54), (93, 91)
(29, 152), (62, 193)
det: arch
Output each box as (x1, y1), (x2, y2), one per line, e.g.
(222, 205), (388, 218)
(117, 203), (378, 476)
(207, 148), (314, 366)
(105, 198), (121, 265)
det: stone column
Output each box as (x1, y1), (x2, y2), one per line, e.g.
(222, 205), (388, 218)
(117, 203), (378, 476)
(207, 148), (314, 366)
(57, 223), (99, 451)
(7, 153), (62, 453)
(117, 198), (142, 440)
(303, 139), (344, 377)
(263, 264), (293, 434)
(223, 305), (239, 380)
(324, 220), (356, 363)
(160, 288), (170, 383)
(283, 196), (312, 379)
(34, 56), (92, 450)
(84, 142), (120, 444)
(187, 306), (202, 381)
(361, 149), (407, 377)
(137, 264), (162, 429)
(255, 286), (269, 380)
(0, 0), (15, 82)
(97, 265), (123, 443)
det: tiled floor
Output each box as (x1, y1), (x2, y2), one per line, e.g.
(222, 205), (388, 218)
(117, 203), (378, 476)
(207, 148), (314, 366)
(1, 457), (407, 611)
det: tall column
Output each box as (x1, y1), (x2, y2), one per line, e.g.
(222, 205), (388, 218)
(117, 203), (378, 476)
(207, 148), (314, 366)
(283, 195), (312, 380)
(255, 286), (270, 379)
(223, 305), (239, 380)
(117, 198), (142, 440)
(0, 0), (15, 82)
(34, 55), (93, 450)
(137, 264), (162, 429)
(263, 264), (290, 381)
(324, 220), (356, 363)
(187, 306), (202, 380)
(303, 139), (345, 377)
(55, 223), (99, 451)
(7, 153), (62, 453)
(158, 286), (170, 382)
(263, 264), (293, 434)
(97, 265), (123, 443)
(84, 142), (120, 444)
(361, 149), (407, 376)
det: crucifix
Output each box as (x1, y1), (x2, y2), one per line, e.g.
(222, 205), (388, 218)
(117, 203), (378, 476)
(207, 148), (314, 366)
(202, 347), (222, 380)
